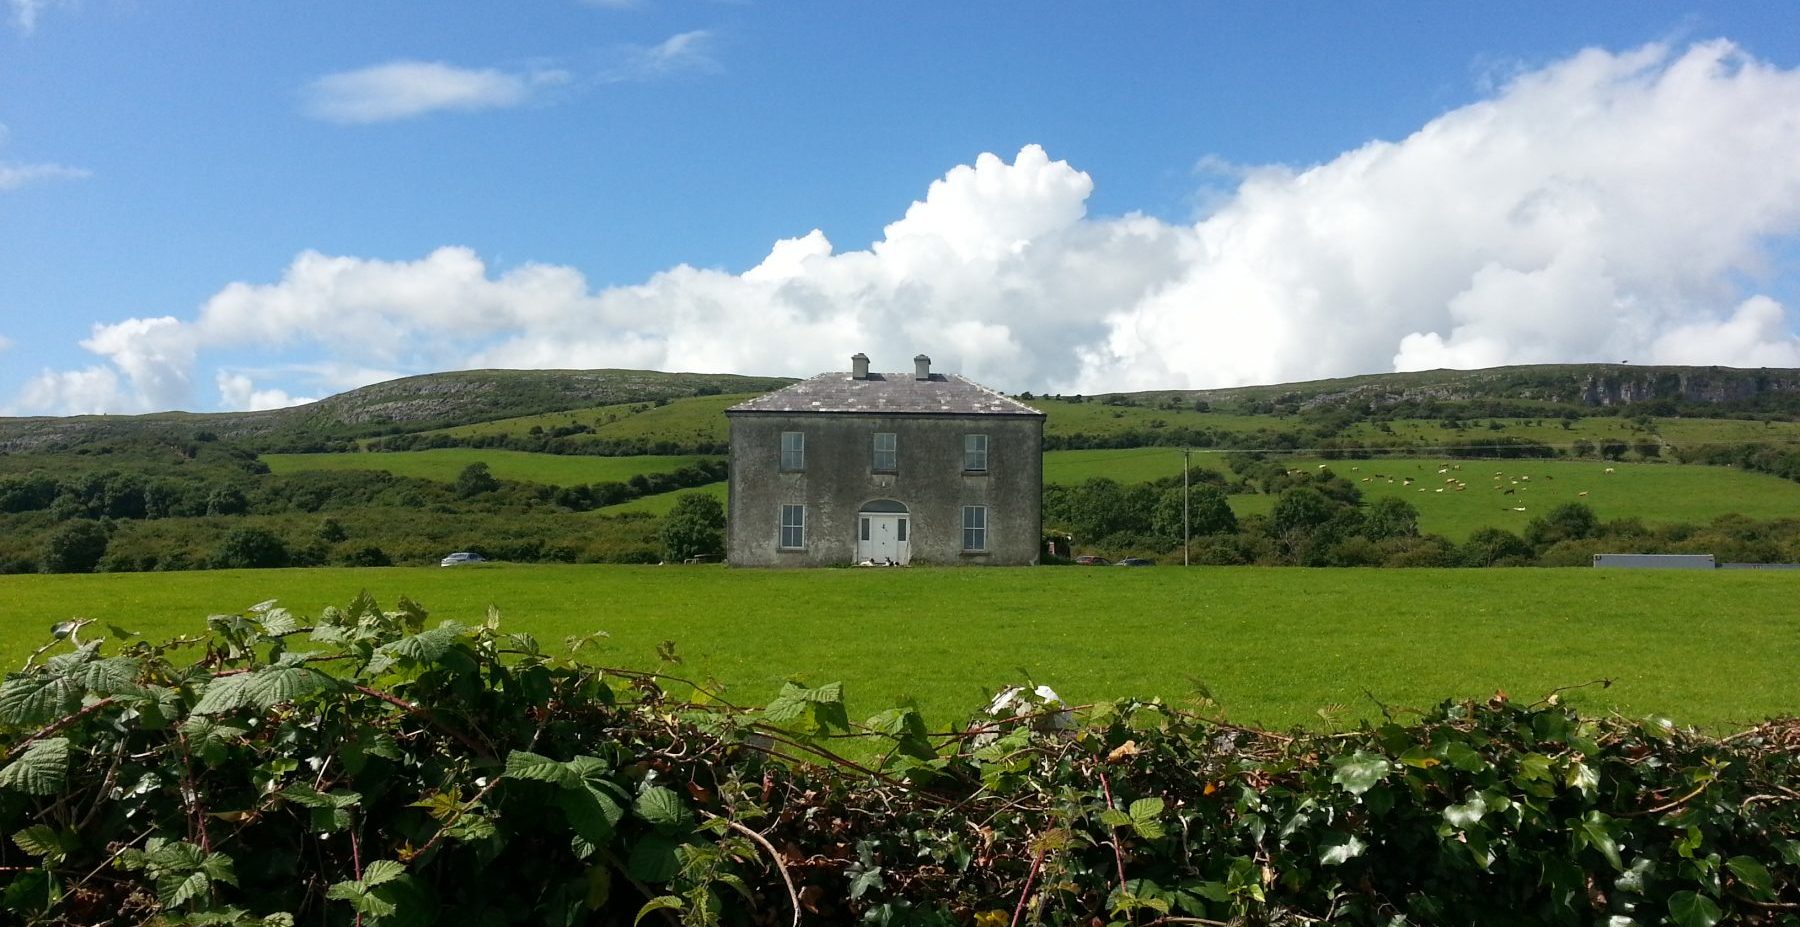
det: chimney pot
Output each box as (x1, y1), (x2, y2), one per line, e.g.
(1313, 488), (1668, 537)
(914, 354), (931, 380)
(851, 353), (870, 380)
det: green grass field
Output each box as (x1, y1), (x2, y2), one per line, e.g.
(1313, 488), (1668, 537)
(261, 449), (721, 487)
(1042, 450), (1800, 539)
(3, 566), (1791, 733)
(596, 482), (728, 516)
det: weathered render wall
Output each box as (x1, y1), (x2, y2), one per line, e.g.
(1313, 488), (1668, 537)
(727, 412), (1042, 566)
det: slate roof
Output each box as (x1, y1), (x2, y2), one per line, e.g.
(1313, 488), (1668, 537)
(727, 372), (1044, 417)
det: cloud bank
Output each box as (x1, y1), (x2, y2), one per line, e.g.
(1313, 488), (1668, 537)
(16, 40), (1800, 414)
(302, 60), (570, 124)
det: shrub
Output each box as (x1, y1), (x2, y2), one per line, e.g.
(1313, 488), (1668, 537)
(40, 519), (109, 574)
(659, 493), (726, 562)
(208, 526), (290, 569)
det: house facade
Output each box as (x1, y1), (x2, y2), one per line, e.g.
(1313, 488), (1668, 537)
(725, 354), (1044, 566)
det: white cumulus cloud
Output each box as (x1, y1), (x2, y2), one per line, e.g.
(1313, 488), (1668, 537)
(215, 372), (316, 412)
(13, 40), (1800, 415)
(303, 60), (569, 124)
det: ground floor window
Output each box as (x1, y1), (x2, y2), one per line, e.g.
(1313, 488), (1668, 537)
(779, 504), (806, 549)
(962, 505), (987, 551)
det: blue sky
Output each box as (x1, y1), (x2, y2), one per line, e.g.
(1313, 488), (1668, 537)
(4, 2), (1800, 413)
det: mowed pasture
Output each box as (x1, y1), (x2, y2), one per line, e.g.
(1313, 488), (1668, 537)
(262, 448), (721, 486)
(3, 566), (1792, 733)
(1041, 450), (1800, 540)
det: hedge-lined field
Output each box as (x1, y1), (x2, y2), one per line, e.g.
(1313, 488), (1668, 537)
(3, 565), (1792, 732)
(261, 448), (721, 486)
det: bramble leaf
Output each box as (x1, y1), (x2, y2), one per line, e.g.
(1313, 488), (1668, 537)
(0, 737), (70, 796)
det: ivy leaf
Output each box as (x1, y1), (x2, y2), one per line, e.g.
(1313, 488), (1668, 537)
(1725, 855), (1775, 901)
(1330, 751), (1389, 796)
(1667, 891), (1721, 927)
(0, 737), (70, 796)
(1566, 760), (1600, 797)
(1577, 812), (1623, 871)
(1444, 797), (1486, 830)
(1318, 832), (1367, 866)
(847, 860), (884, 899)
(634, 787), (691, 832)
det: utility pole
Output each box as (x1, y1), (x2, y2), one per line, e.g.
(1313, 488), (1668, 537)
(1182, 447), (1191, 566)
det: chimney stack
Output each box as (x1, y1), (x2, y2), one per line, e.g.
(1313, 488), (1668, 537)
(851, 353), (870, 380)
(914, 354), (931, 380)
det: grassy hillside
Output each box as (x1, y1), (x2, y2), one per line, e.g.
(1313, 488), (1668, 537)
(4, 566), (1792, 731)
(262, 448), (721, 486)
(0, 369), (793, 453)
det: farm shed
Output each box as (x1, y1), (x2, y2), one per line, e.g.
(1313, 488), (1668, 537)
(725, 353), (1044, 566)
(1592, 553), (1717, 569)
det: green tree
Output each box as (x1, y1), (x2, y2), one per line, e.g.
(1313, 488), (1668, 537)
(1460, 527), (1534, 566)
(454, 462), (500, 498)
(1362, 496), (1420, 540)
(209, 527), (290, 569)
(660, 493), (726, 562)
(1525, 502), (1600, 548)
(1599, 438), (1629, 461)
(1152, 485), (1237, 546)
(41, 520), (109, 574)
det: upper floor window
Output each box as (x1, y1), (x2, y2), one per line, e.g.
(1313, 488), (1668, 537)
(780, 431), (805, 471)
(872, 432), (897, 472)
(962, 505), (988, 552)
(964, 434), (989, 472)
(779, 504), (806, 549)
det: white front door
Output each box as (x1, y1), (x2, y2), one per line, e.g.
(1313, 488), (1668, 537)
(857, 514), (910, 563)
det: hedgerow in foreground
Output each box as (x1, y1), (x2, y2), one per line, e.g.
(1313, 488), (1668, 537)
(0, 599), (1793, 926)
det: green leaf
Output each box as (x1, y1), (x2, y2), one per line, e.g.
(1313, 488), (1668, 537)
(763, 681), (850, 735)
(0, 676), (82, 726)
(1099, 808), (1133, 829)
(374, 623), (466, 669)
(1725, 855), (1775, 901)
(361, 860), (406, 887)
(634, 787), (691, 831)
(1128, 797), (1166, 839)
(503, 751), (576, 788)
(1578, 812), (1623, 871)
(1566, 760), (1599, 797)
(0, 737), (70, 796)
(628, 834), (681, 883)
(68, 657), (140, 696)
(11, 825), (66, 862)
(1318, 832), (1367, 866)
(1444, 797), (1486, 829)
(160, 870), (211, 909)
(635, 896), (684, 926)
(847, 862), (884, 899)
(1442, 741), (1488, 773)
(1330, 751), (1389, 795)
(1667, 891), (1720, 927)
(191, 664), (333, 715)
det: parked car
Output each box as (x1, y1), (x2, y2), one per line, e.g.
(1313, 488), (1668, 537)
(439, 552), (487, 567)
(1114, 557), (1155, 567)
(1073, 555), (1111, 566)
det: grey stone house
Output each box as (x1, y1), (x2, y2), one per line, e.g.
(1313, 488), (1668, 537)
(725, 354), (1044, 566)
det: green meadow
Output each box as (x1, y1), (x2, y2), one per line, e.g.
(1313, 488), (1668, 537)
(1040, 450), (1800, 540)
(262, 448), (721, 486)
(3, 566), (1792, 732)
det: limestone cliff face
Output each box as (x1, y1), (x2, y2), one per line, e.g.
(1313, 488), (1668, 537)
(1576, 370), (1800, 406)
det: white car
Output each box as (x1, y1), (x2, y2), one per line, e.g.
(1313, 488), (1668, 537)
(439, 552), (487, 567)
